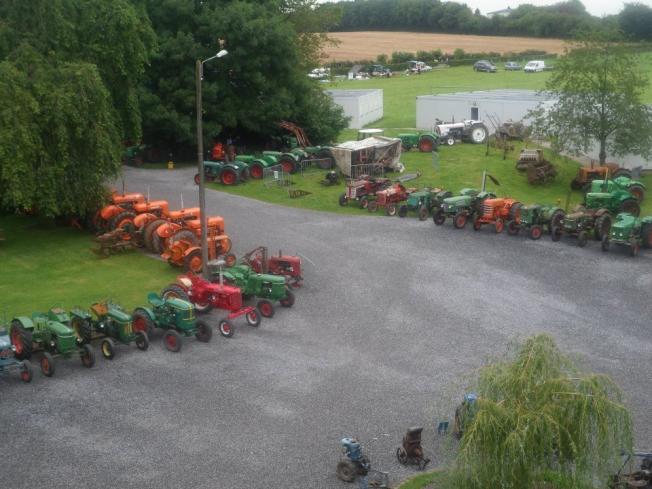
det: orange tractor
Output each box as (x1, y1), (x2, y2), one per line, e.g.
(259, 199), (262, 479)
(570, 163), (631, 190)
(473, 197), (522, 233)
(92, 191), (146, 232)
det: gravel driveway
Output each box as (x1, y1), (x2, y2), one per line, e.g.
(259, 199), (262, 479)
(2, 167), (650, 489)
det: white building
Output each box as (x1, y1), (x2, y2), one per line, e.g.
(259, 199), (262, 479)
(327, 89), (383, 130)
(487, 7), (512, 18)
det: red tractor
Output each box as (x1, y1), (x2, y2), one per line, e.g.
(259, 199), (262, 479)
(473, 198), (522, 233)
(240, 247), (303, 287)
(162, 273), (261, 338)
(160, 220), (233, 273)
(338, 175), (390, 209)
(368, 183), (414, 216)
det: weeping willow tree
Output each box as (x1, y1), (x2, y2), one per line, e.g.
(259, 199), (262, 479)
(454, 335), (632, 489)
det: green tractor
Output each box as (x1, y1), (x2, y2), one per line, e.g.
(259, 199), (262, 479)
(589, 176), (646, 203)
(194, 159), (250, 186)
(432, 188), (496, 229)
(601, 213), (652, 256)
(584, 182), (641, 217)
(70, 301), (150, 360)
(131, 293), (212, 352)
(9, 308), (95, 377)
(235, 154), (278, 179)
(398, 132), (439, 152)
(398, 188), (453, 220)
(551, 206), (612, 247)
(506, 204), (565, 240)
(216, 264), (294, 319)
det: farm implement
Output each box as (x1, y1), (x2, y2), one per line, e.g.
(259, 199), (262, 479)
(0, 327), (33, 382)
(601, 213), (652, 257)
(10, 308), (95, 377)
(396, 427), (430, 470)
(70, 301), (149, 359)
(505, 204), (565, 240)
(368, 183), (414, 216)
(398, 188), (452, 220)
(240, 246), (303, 288)
(162, 270), (261, 338)
(339, 175), (390, 208)
(132, 293), (212, 352)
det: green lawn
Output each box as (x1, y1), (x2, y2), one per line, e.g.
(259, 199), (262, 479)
(0, 215), (178, 317)
(397, 469), (451, 489)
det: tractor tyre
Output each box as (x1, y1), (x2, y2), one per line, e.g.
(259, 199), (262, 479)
(218, 237), (232, 255)
(397, 447), (408, 465)
(194, 320), (213, 343)
(336, 461), (357, 483)
(220, 169), (238, 185)
(257, 299), (275, 318)
(469, 124), (489, 144)
(80, 344), (95, 368)
(506, 220), (519, 235)
(473, 218), (482, 231)
(577, 231), (588, 247)
(135, 332), (149, 351)
(316, 149), (334, 169)
(144, 219), (167, 252)
(368, 200), (378, 213)
(628, 184), (645, 203)
(151, 232), (165, 255)
(418, 135), (436, 152)
(193, 296), (214, 314)
(453, 212), (467, 229)
(594, 214), (612, 241)
(219, 319), (234, 338)
(20, 360), (33, 383)
(386, 203), (397, 216)
(280, 289), (295, 308)
(446, 137), (455, 146)
(72, 317), (93, 344)
(570, 178), (583, 190)
(40, 352), (55, 377)
(359, 197), (369, 209)
(184, 249), (204, 274)
(418, 206), (429, 221)
(620, 198), (640, 217)
(194, 173), (201, 185)
(495, 219), (505, 233)
(601, 235), (610, 252)
(162, 284), (190, 302)
(433, 210), (445, 226)
(641, 223), (652, 249)
(245, 309), (261, 327)
(551, 225), (562, 242)
(132, 309), (155, 336)
(249, 163), (264, 179)
(549, 210), (565, 232)
(338, 193), (347, 207)
(279, 155), (297, 174)
(529, 225), (543, 240)
(398, 205), (408, 218)
(101, 338), (116, 360)
(613, 168), (632, 179)
(164, 330), (182, 352)
(109, 211), (136, 232)
(10, 321), (33, 360)
(630, 237), (640, 257)
(508, 203), (522, 221)
(170, 230), (198, 247)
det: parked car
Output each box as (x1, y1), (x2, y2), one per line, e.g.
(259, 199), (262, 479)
(504, 61), (521, 71)
(473, 60), (497, 73)
(308, 67), (330, 80)
(524, 60), (545, 73)
(408, 60), (432, 73)
(369, 64), (392, 77)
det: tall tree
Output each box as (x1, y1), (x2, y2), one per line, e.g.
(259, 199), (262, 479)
(530, 35), (652, 164)
(619, 3), (652, 41)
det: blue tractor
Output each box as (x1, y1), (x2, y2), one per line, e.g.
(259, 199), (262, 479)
(336, 438), (370, 483)
(0, 327), (33, 382)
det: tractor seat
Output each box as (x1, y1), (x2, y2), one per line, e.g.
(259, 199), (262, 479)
(91, 303), (108, 316)
(168, 207), (200, 220)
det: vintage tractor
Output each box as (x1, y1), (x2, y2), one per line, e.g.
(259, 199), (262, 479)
(601, 213), (652, 257)
(214, 263), (293, 319)
(70, 301), (149, 359)
(336, 437), (371, 483)
(240, 246), (303, 287)
(473, 197), (522, 233)
(92, 190), (146, 232)
(398, 188), (452, 220)
(195, 159), (249, 186)
(339, 175), (391, 208)
(160, 219), (232, 273)
(588, 177), (646, 203)
(551, 206), (612, 246)
(277, 121), (335, 170)
(435, 119), (489, 145)
(10, 308), (95, 377)
(396, 427), (430, 470)
(584, 184), (641, 217)
(134, 206), (201, 251)
(570, 163), (632, 190)
(0, 327), (33, 382)
(368, 183), (414, 216)
(131, 293), (212, 352)
(234, 154), (278, 179)
(432, 188), (496, 229)
(162, 272), (261, 338)
(506, 204), (565, 240)
(398, 131), (439, 152)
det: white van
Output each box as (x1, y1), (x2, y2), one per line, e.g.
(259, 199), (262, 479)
(524, 60), (545, 73)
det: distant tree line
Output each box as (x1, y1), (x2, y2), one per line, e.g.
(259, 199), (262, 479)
(327, 0), (652, 41)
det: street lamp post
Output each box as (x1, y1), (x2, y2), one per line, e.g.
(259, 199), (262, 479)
(196, 49), (228, 277)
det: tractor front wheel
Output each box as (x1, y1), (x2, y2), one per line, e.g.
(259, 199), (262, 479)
(473, 218), (482, 231)
(20, 360), (33, 383)
(506, 220), (519, 236)
(386, 203), (397, 216)
(336, 461), (356, 483)
(551, 226), (562, 242)
(246, 309), (261, 327)
(184, 249), (203, 273)
(529, 225), (543, 240)
(453, 212), (467, 229)
(135, 332), (149, 351)
(280, 290), (295, 308)
(40, 352), (55, 377)
(433, 210), (445, 226)
(219, 319), (234, 338)
(495, 219), (504, 233)
(601, 235), (610, 252)
(620, 199), (640, 217)
(195, 320), (213, 343)
(577, 231), (588, 247)
(398, 205), (408, 218)
(10, 321), (33, 360)
(162, 284), (190, 302)
(418, 206), (429, 221)
(595, 214), (612, 241)
(359, 197), (369, 209)
(338, 193), (347, 206)
(164, 330), (182, 352)
(257, 299), (275, 318)
(101, 338), (116, 360)
(367, 200), (378, 213)
(81, 344), (95, 368)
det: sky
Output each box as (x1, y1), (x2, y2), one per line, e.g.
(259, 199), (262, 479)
(316, 0), (652, 17)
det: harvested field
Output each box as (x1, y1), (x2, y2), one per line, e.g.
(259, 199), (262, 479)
(324, 31), (567, 61)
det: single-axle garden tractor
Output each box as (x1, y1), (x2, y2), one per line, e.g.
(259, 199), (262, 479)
(0, 327), (33, 383)
(434, 119), (489, 145)
(473, 197), (522, 233)
(589, 177), (646, 203)
(398, 132), (439, 152)
(551, 206), (612, 247)
(195, 159), (249, 186)
(570, 163), (632, 190)
(432, 188), (496, 228)
(240, 246), (303, 287)
(336, 437), (371, 483)
(10, 308), (95, 377)
(162, 271), (261, 338)
(399, 188), (452, 220)
(368, 183), (414, 216)
(339, 175), (390, 208)
(132, 293), (212, 352)
(601, 213), (652, 257)
(506, 204), (565, 240)
(70, 301), (149, 359)
(214, 263), (293, 319)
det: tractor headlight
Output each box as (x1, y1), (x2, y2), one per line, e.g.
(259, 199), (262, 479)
(50, 340), (56, 347)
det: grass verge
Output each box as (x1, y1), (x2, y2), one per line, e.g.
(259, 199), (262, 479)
(397, 469), (451, 489)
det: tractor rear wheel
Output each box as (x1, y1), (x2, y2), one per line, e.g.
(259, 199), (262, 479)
(316, 149), (334, 169)
(613, 168), (632, 179)
(151, 232), (165, 255)
(386, 203), (397, 216)
(257, 299), (275, 318)
(110, 211), (136, 232)
(135, 332), (149, 351)
(219, 319), (234, 338)
(453, 212), (467, 229)
(246, 309), (261, 327)
(620, 198), (640, 217)
(529, 225), (543, 240)
(72, 317), (93, 344)
(551, 225), (562, 242)
(433, 210), (445, 226)
(132, 309), (155, 336)
(570, 178), (583, 190)
(10, 321), (33, 360)
(279, 156), (296, 174)
(338, 193), (347, 206)
(359, 197), (370, 209)
(398, 205), (408, 218)
(170, 230), (198, 247)
(101, 338), (116, 360)
(506, 220), (519, 236)
(162, 284), (190, 302)
(549, 210), (565, 232)
(595, 214), (612, 241)
(280, 290), (295, 308)
(630, 237), (640, 257)
(336, 461), (356, 483)
(195, 320), (212, 343)
(220, 169), (238, 185)
(601, 235), (610, 252)
(628, 184), (645, 202)
(418, 135), (436, 152)
(577, 231), (588, 247)
(250, 163), (264, 179)
(164, 330), (182, 352)
(508, 203), (522, 221)
(40, 352), (55, 377)
(418, 206), (429, 221)
(469, 124), (488, 144)
(20, 360), (33, 383)
(368, 200), (378, 213)
(641, 223), (652, 248)
(144, 219), (167, 252)
(184, 250), (203, 273)
(495, 219), (504, 233)
(80, 344), (95, 368)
